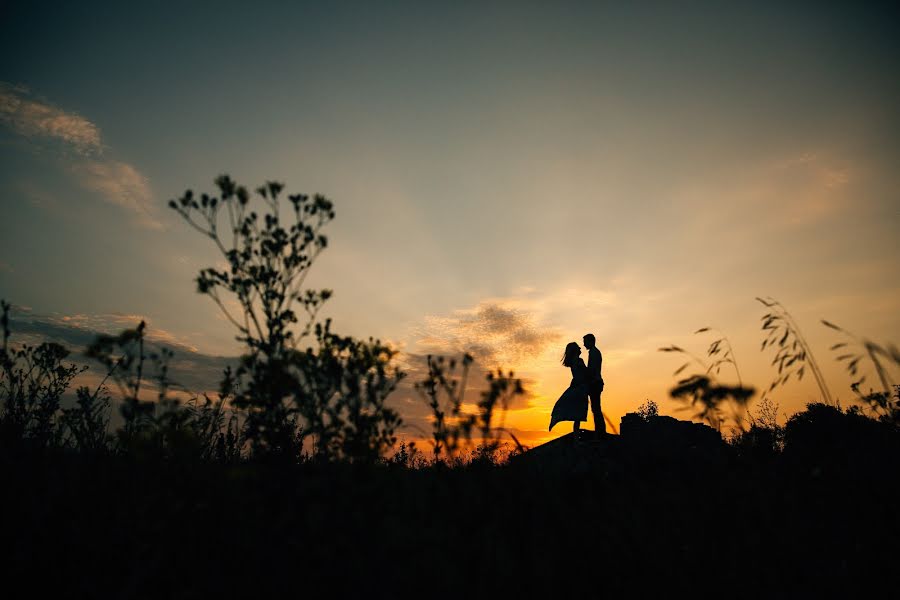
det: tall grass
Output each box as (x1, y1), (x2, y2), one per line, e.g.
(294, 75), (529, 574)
(659, 325), (755, 431)
(822, 319), (900, 422)
(756, 296), (833, 405)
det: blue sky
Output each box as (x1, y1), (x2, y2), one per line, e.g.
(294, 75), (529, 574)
(2, 1), (899, 440)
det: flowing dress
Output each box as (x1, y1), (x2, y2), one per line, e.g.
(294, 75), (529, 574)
(549, 358), (589, 431)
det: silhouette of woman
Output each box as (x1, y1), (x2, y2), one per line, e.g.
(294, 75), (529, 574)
(549, 342), (589, 435)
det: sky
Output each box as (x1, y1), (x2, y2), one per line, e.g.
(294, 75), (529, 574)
(1, 1), (899, 446)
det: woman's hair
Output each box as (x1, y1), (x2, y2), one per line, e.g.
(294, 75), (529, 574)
(561, 342), (580, 367)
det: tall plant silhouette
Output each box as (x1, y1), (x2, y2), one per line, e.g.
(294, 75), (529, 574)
(659, 326), (754, 431)
(293, 319), (404, 462)
(169, 176), (405, 461)
(822, 319), (900, 422)
(414, 354), (525, 461)
(169, 177), (334, 354)
(86, 319), (234, 458)
(86, 320), (157, 441)
(415, 354), (474, 459)
(756, 297), (833, 405)
(170, 176), (334, 457)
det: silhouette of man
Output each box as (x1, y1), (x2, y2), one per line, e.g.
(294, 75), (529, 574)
(583, 333), (605, 437)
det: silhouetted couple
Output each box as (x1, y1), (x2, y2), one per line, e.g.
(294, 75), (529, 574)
(549, 333), (606, 439)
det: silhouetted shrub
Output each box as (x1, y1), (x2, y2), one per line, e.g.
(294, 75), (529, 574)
(0, 300), (86, 450)
(170, 176), (409, 462)
(637, 399), (659, 421)
(81, 318), (242, 460)
(60, 384), (111, 453)
(292, 319), (404, 462)
(784, 402), (898, 470)
(414, 353), (525, 462)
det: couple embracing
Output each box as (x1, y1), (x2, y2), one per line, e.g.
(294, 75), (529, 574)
(549, 333), (606, 438)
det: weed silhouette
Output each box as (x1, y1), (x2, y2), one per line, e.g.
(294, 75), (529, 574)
(414, 353), (525, 462)
(757, 296), (833, 404)
(1, 300), (87, 450)
(169, 176), (417, 462)
(660, 326), (755, 431)
(821, 319), (900, 423)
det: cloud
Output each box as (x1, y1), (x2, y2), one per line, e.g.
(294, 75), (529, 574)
(71, 160), (161, 229)
(0, 83), (101, 154)
(6, 307), (233, 395)
(1, 82), (159, 229)
(767, 151), (854, 224)
(417, 301), (562, 368)
(411, 286), (623, 368)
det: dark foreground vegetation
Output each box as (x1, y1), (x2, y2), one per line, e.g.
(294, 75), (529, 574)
(2, 177), (898, 596)
(3, 407), (898, 597)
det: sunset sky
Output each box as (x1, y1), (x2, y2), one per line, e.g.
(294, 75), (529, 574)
(2, 1), (898, 446)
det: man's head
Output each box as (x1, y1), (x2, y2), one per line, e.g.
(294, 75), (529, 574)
(583, 333), (596, 349)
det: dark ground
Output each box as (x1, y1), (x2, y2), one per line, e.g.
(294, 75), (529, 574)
(3, 425), (897, 599)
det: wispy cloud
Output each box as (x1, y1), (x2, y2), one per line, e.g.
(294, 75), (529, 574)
(766, 151), (855, 225)
(70, 160), (161, 229)
(9, 306), (200, 352)
(0, 83), (101, 154)
(417, 300), (562, 368)
(1, 82), (159, 229)
(6, 306), (233, 395)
